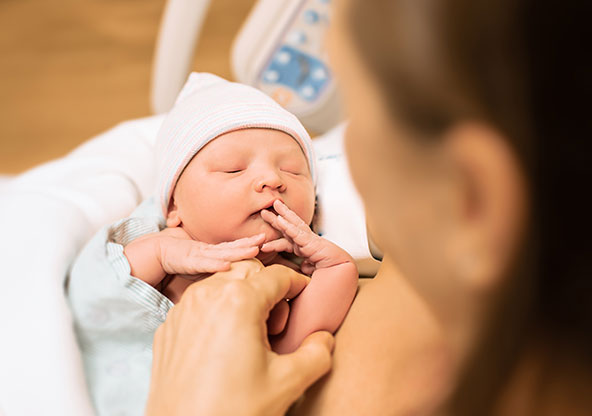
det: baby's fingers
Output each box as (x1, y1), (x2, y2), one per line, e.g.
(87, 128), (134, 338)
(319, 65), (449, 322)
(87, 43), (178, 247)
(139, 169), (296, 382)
(260, 209), (283, 230)
(261, 206), (314, 249)
(261, 238), (294, 253)
(273, 200), (308, 227)
(183, 258), (232, 275)
(214, 233), (266, 249)
(301, 261), (316, 276)
(197, 245), (260, 262)
(274, 215), (317, 251)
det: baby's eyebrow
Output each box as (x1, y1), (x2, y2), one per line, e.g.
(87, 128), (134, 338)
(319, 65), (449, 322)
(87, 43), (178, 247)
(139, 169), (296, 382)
(276, 148), (307, 161)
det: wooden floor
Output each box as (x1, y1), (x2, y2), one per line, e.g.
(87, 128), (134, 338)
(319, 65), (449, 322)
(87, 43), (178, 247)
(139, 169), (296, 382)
(0, 0), (256, 173)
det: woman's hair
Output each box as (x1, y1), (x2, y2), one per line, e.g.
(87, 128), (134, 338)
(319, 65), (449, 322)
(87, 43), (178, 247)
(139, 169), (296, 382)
(347, 0), (592, 413)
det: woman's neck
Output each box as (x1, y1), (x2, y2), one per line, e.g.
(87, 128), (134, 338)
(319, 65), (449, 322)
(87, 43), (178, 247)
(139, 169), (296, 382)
(376, 255), (490, 395)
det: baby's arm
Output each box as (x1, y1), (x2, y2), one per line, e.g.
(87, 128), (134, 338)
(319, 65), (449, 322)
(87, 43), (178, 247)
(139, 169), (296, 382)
(123, 228), (264, 286)
(261, 200), (359, 354)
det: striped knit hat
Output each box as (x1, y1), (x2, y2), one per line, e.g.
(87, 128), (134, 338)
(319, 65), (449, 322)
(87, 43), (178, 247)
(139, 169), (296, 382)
(155, 72), (316, 216)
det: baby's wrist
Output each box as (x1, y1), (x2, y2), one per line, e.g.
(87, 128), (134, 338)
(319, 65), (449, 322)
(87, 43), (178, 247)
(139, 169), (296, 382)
(124, 234), (167, 286)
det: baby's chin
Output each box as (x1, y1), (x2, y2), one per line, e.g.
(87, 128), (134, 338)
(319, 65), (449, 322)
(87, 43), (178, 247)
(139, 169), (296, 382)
(255, 223), (282, 243)
(229, 221), (281, 243)
(263, 228), (282, 244)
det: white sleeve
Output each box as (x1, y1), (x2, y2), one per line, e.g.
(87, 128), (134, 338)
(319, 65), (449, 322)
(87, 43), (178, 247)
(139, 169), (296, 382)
(0, 115), (163, 416)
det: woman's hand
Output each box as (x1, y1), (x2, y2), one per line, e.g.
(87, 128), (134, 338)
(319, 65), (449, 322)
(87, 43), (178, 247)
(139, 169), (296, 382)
(145, 260), (335, 416)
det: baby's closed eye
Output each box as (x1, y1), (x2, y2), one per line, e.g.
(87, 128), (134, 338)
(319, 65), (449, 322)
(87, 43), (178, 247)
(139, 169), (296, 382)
(210, 163), (245, 174)
(281, 168), (303, 175)
(279, 162), (307, 175)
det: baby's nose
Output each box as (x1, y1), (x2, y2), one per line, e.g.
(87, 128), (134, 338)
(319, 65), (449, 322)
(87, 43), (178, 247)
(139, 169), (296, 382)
(254, 169), (286, 192)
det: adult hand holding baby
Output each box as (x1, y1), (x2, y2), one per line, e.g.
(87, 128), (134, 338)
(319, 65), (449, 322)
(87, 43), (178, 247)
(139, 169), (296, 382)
(146, 261), (335, 416)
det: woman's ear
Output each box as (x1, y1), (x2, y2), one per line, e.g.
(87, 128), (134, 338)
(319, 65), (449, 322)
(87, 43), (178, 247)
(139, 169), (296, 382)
(444, 122), (527, 293)
(166, 197), (182, 228)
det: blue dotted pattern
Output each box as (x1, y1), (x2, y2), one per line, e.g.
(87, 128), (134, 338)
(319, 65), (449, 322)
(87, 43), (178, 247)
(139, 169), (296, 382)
(262, 45), (331, 102)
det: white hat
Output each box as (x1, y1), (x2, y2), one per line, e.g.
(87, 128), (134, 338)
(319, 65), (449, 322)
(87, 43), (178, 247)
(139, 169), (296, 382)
(155, 72), (316, 215)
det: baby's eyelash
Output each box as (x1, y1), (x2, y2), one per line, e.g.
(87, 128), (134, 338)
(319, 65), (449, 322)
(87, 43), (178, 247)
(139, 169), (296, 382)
(224, 169), (243, 174)
(287, 171), (304, 176)
(280, 168), (302, 175)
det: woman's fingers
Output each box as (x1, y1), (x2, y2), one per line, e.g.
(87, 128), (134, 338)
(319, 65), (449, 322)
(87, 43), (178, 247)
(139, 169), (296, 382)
(272, 331), (334, 398)
(246, 264), (310, 315)
(147, 262), (333, 416)
(267, 300), (290, 335)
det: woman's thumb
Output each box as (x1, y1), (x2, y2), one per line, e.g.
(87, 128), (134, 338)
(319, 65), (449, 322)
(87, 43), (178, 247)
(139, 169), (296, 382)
(274, 331), (335, 399)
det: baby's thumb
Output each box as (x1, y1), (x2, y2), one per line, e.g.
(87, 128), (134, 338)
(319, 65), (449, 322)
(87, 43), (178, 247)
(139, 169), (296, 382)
(274, 331), (334, 400)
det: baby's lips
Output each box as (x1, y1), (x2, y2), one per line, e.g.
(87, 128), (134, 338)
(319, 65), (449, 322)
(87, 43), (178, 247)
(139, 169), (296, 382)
(256, 198), (283, 216)
(260, 207), (277, 217)
(273, 199), (287, 210)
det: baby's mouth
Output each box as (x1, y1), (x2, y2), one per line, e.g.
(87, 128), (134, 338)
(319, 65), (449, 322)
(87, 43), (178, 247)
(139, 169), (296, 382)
(264, 206), (279, 216)
(249, 207), (277, 219)
(260, 200), (282, 216)
(251, 202), (280, 219)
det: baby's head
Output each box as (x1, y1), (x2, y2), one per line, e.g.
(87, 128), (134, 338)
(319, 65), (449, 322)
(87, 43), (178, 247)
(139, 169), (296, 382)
(155, 73), (316, 244)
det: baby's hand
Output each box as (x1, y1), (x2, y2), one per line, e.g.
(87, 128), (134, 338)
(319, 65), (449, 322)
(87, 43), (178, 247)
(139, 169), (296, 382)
(157, 229), (264, 278)
(124, 229), (265, 286)
(260, 200), (354, 275)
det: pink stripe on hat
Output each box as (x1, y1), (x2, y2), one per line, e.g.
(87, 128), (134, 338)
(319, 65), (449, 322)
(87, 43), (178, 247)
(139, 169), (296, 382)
(155, 72), (316, 216)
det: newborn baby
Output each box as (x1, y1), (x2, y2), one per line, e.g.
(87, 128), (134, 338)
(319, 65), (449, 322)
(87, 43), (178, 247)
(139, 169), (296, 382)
(67, 73), (358, 416)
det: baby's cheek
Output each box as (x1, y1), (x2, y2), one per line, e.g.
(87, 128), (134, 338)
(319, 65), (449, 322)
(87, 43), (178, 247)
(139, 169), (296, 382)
(294, 188), (316, 224)
(306, 182), (317, 220)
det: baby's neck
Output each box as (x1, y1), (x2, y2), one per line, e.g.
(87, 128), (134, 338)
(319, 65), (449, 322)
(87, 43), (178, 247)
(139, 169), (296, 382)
(256, 251), (281, 266)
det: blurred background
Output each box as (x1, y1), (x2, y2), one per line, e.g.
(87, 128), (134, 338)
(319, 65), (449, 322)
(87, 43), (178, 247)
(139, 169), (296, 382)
(0, 0), (256, 173)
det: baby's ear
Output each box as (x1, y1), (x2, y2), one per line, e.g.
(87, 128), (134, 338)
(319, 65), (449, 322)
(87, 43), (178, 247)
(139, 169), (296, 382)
(166, 198), (182, 228)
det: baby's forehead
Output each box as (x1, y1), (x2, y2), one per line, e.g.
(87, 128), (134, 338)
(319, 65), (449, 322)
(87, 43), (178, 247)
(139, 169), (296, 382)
(198, 128), (309, 160)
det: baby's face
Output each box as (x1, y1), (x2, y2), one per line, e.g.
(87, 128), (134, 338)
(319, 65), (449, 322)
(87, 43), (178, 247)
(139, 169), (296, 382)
(168, 128), (315, 244)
